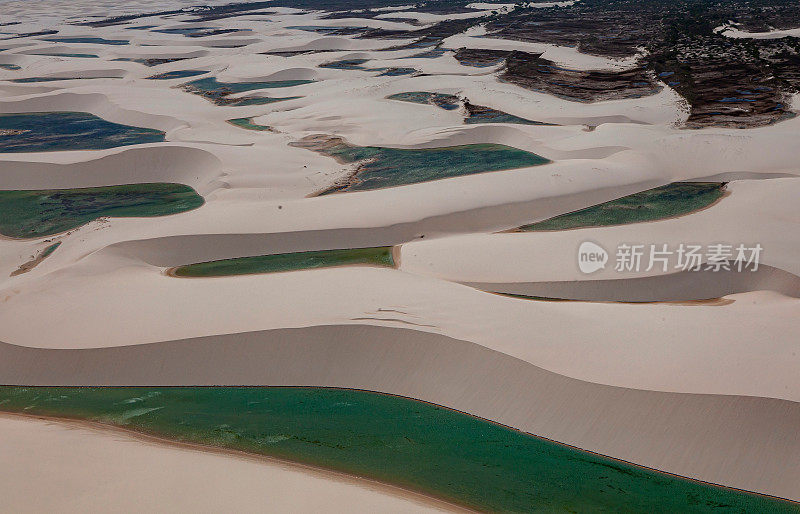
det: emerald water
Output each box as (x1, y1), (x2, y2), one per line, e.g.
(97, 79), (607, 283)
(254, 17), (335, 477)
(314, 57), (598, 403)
(29, 53), (98, 58)
(0, 386), (793, 513)
(386, 91), (460, 110)
(0, 183), (204, 238)
(227, 117), (272, 131)
(172, 247), (393, 277)
(0, 112), (165, 153)
(312, 142), (549, 193)
(518, 182), (725, 231)
(377, 67), (417, 76)
(41, 36), (129, 45)
(146, 70), (208, 80)
(182, 77), (311, 106)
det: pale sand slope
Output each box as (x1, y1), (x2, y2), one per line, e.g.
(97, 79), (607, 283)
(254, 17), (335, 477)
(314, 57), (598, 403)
(1, 262), (799, 406)
(0, 414), (455, 514)
(398, 179), (800, 280)
(0, 325), (798, 501)
(463, 263), (800, 302)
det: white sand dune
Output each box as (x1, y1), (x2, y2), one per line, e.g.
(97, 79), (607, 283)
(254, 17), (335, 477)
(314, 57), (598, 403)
(0, 145), (223, 190)
(464, 263), (800, 302)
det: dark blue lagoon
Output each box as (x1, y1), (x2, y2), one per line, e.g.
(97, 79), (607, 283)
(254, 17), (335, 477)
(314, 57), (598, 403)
(41, 36), (129, 45)
(0, 112), (165, 153)
(146, 70), (208, 80)
(29, 52), (99, 58)
(319, 58), (369, 70)
(113, 57), (188, 66)
(182, 77), (311, 106)
(377, 67), (417, 76)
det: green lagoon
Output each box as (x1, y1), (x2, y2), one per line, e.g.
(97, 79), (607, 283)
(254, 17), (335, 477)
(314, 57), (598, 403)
(387, 91), (461, 110)
(306, 140), (549, 193)
(182, 77), (311, 106)
(227, 117), (272, 131)
(30, 53), (99, 58)
(173, 246), (393, 277)
(41, 36), (129, 45)
(0, 386), (793, 513)
(518, 182), (725, 231)
(146, 69), (208, 80)
(0, 112), (165, 153)
(0, 183), (203, 238)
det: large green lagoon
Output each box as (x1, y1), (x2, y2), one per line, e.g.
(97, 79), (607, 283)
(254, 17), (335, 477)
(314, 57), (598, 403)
(0, 112), (165, 153)
(227, 117), (273, 131)
(182, 77), (311, 106)
(172, 246), (393, 277)
(0, 386), (793, 513)
(299, 139), (549, 193)
(0, 183), (203, 238)
(518, 182), (726, 231)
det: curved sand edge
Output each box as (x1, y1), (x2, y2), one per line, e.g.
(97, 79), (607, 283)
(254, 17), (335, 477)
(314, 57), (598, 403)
(0, 412), (462, 514)
(1, 324), (797, 501)
(464, 263), (800, 302)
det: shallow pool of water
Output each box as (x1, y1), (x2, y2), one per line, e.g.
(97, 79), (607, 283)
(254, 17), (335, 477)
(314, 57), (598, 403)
(517, 182), (726, 231)
(0, 183), (204, 238)
(182, 77), (311, 105)
(41, 36), (129, 45)
(146, 69), (208, 80)
(227, 117), (272, 131)
(300, 138), (550, 193)
(0, 112), (165, 153)
(173, 247), (394, 277)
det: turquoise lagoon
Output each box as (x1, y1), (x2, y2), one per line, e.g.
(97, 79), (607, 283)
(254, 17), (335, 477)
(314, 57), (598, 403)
(0, 112), (164, 153)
